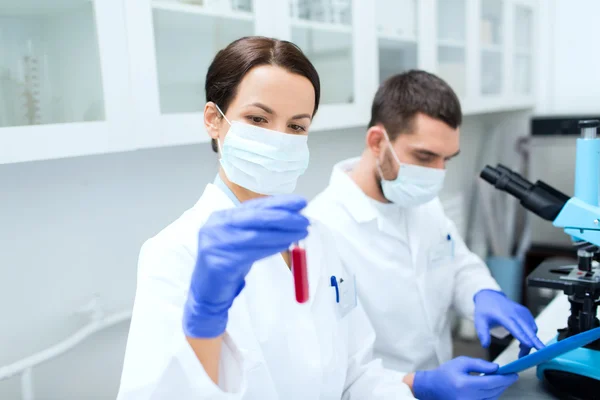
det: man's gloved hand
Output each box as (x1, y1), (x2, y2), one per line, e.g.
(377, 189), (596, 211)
(413, 356), (519, 400)
(474, 289), (545, 358)
(183, 195), (310, 338)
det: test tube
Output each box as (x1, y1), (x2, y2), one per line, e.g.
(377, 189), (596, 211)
(291, 241), (309, 303)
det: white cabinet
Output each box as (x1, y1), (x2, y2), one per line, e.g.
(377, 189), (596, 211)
(376, 0), (418, 83)
(436, 0), (467, 96)
(0, 0), (131, 164)
(0, 0), (540, 165)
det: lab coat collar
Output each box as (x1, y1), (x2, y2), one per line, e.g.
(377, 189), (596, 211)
(197, 183), (237, 212)
(328, 158), (409, 242)
(328, 158), (379, 224)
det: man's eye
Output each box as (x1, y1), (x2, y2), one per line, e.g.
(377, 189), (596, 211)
(290, 124), (306, 132)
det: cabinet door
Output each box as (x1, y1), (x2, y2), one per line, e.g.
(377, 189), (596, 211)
(513, 1), (533, 95)
(126, 0), (257, 148)
(287, 0), (377, 131)
(480, 0), (504, 96)
(436, 0), (467, 97)
(376, 0), (418, 84)
(0, 0), (131, 164)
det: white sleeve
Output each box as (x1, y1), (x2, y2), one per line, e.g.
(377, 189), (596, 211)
(117, 239), (247, 400)
(448, 218), (501, 319)
(342, 302), (416, 400)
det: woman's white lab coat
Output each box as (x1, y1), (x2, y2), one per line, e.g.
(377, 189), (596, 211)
(117, 183), (415, 400)
(306, 158), (500, 373)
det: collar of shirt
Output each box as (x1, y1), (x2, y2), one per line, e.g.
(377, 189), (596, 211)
(213, 174), (241, 206)
(328, 157), (408, 241)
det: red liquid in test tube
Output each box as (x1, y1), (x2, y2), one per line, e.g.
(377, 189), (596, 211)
(291, 243), (309, 303)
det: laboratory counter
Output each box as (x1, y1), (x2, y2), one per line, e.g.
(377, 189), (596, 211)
(494, 294), (570, 399)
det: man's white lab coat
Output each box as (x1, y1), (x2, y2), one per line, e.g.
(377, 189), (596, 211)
(306, 158), (500, 372)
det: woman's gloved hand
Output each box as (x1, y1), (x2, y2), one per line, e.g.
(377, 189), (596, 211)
(474, 289), (545, 358)
(413, 356), (519, 400)
(183, 195), (310, 338)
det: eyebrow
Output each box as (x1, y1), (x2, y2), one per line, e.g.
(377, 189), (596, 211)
(291, 113), (312, 120)
(413, 148), (461, 159)
(246, 102), (312, 121)
(247, 102), (275, 115)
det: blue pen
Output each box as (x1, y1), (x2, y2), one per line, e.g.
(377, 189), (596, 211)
(330, 276), (340, 303)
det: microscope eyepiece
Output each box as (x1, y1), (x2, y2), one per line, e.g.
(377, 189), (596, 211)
(479, 165), (569, 221)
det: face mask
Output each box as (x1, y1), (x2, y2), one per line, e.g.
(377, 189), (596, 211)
(377, 129), (446, 207)
(215, 105), (310, 195)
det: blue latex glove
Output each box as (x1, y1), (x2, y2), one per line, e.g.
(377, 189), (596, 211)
(413, 356), (519, 400)
(474, 289), (545, 358)
(183, 195), (310, 338)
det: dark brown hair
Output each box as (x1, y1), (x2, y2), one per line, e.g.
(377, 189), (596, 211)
(206, 36), (321, 152)
(368, 70), (462, 141)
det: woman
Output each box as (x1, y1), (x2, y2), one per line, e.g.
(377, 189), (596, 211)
(117, 36), (415, 399)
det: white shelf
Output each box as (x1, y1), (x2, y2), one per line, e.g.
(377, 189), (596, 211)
(481, 44), (503, 53)
(377, 32), (417, 43)
(291, 18), (352, 34)
(462, 95), (535, 116)
(515, 48), (532, 56)
(0, 0), (93, 16)
(438, 38), (466, 48)
(152, 0), (253, 21)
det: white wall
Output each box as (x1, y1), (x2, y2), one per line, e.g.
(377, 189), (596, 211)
(527, 0), (600, 246)
(535, 0), (600, 115)
(0, 113), (525, 399)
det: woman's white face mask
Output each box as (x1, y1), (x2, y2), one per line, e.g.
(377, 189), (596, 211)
(376, 129), (446, 207)
(215, 105), (310, 195)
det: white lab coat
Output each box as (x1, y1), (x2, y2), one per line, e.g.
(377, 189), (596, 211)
(117, 182), (415, 400)
(306, 158), (501, 373)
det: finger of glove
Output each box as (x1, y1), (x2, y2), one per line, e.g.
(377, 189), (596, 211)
(500, 317), (535, 349)
(518, 343), (532, 358)
(513, 313), (542, 350)
(202, 239), (303, 271)
(205, 226), (309, 253)
(474, 316), (492, 348)
(454, 357), (499, 374)
(221, 208), (310, 231)
(242, 194), (308, 212)
(515, 307), (545, 350)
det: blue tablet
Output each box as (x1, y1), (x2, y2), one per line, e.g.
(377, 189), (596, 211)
(495, 326), (600, 375)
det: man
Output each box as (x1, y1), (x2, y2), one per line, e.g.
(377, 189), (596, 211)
(307, 70), (544, 399)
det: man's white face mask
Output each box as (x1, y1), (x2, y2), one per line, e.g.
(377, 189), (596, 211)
(376, 129), (446, 207)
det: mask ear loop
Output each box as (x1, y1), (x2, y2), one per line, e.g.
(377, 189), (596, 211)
(381, 128), (403, 167)
(213, 104), (231, 157)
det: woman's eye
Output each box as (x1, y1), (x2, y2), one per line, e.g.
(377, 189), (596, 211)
(290, 124), (306, 132)
(246, 116), (267, 124)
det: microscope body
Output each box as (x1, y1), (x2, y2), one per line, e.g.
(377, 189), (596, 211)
(481, 120), (600, 399)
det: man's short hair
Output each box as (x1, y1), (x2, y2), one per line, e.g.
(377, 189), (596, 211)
(368, 70), (462, 140)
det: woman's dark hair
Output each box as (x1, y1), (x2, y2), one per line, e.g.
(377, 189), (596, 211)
(368, 70), (462, 141)
(206, 36), (321, 152)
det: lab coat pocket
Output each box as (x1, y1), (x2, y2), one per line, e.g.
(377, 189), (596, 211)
(428, 235), (455, 269)
(330, 274), (358, 319)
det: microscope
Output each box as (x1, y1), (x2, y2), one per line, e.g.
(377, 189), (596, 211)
(480, 120), (600, 400)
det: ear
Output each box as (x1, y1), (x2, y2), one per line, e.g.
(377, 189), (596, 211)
(204, 102), (223, 140)
(366, 125), (386, 159)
